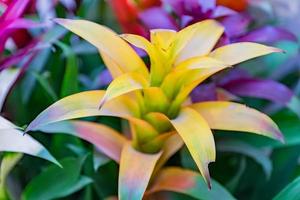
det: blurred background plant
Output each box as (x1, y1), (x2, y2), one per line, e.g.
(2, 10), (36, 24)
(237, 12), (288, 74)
(0, 0), (300, 199)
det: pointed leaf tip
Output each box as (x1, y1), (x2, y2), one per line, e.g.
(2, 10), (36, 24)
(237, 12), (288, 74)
(168, 107), (216, 187)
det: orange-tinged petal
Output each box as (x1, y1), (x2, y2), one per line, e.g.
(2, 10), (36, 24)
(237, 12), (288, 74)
(54, 19), (148, 78)
(147, 167), (235, 200)
(174, 20), (224, 64)
(25, 91), (144, 132)
(189, 101), (284, 142)
(210, 42), (283, 65)
(39, 120), (127, 163)
(99, 72), (149, 108)
(170, 107), (216, 188)
(119, 143), (161, 200)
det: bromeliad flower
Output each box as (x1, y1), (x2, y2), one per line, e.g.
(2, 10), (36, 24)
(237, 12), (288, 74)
(25, 19), (284, 199)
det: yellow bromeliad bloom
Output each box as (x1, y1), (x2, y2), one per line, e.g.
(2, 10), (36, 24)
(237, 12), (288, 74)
(26, 19), (283, 200)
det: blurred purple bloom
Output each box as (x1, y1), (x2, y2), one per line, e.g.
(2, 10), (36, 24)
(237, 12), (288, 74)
(236, 26), (298, 43)
(139, 0), (297, 45)
(98, 69), (113, 88)
(220, 13), (251, 38)
(191, 83), (217, 102)
(139, 7), (178, 30)
(221, 78), (294, 105)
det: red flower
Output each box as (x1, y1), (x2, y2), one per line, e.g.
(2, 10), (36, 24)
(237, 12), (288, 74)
(108, 0), (160, 36)
(216, 0), (248, 11)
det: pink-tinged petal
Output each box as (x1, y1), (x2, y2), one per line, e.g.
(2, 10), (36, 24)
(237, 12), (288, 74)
(236, 26), (298, 43)
(170, 107), (216, 188)
(147, 167), (235, 199)
(189, 101), (284, 142)
(0, 116), (59, 165)
(0, 0), (30, 21)
(119, 143), (161, 200)
(0, 68), (20, 110)
(139, 7), (179, 30)
(25, 91), (143, 132)
(38, 120), (127, 163)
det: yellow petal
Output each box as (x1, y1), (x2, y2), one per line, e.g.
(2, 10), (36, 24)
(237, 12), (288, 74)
(174, 20), (224, 64)
(54, 19), (148, 78)
(99, 72), (149, 108)
(170, 107), (216, 188)
(161, 57), (228, 100)
(143, 87), (170, 113)
(120, 34), (167, 86)
(150, 29), (176, 51)
(174, 56), (228, 71)
(120, 34), (154, 54)
(210, 42), (282, 65)
(143, 112), (172, 133)
(189, 101), (284, 142)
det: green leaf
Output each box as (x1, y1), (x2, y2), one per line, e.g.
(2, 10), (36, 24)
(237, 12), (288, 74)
(217, 140), (272, 178)
(22, 157), (92, 200)
(274, 176), (300, 200)
(56, 41), (79, 97)
(31, 71), (58, 102)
